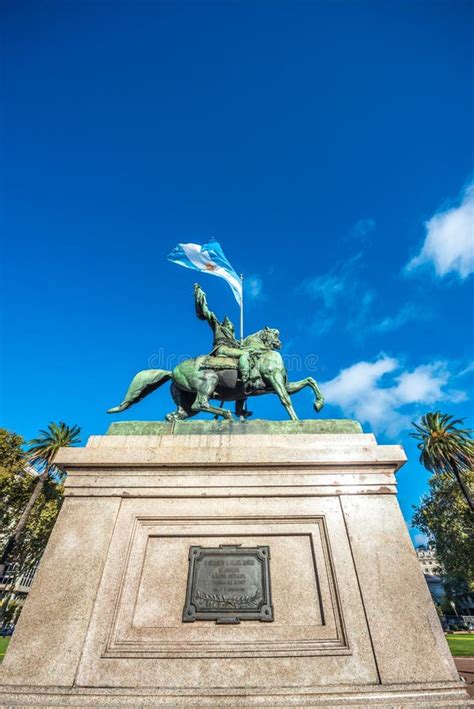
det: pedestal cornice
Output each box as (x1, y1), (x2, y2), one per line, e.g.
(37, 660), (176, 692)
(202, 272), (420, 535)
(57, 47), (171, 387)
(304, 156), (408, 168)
(53, 422), (407, 498)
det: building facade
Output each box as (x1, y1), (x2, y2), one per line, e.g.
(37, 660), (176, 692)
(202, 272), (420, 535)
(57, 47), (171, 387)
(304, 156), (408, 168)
(416, 543), (474, 626)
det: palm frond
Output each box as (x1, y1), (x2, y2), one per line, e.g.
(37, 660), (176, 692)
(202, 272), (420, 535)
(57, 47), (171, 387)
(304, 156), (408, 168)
(27, 421), (81, 473)
(410, 411), (473, 510)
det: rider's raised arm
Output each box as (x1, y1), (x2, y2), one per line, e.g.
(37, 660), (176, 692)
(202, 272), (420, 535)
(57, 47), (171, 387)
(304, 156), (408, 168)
(194, 283), (218, 327)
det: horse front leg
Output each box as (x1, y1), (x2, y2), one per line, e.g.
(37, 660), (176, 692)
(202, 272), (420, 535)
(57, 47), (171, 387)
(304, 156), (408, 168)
(286, 377), (325, 413)
(266, 371), (298, 421)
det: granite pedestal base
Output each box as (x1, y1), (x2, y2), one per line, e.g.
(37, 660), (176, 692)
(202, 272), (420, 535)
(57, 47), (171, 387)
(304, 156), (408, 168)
(0, 421), (469, 706)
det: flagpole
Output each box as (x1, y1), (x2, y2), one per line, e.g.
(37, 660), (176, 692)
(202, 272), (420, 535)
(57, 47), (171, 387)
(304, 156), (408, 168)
(240, 273), (244, 343)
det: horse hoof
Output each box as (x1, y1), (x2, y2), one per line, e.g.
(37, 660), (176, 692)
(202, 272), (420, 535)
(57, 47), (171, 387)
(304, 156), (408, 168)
(107, 402), (129, 414)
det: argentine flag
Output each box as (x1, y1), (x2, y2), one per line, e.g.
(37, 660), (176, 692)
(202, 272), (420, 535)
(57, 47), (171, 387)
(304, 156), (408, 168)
(167, 239), (242, 306)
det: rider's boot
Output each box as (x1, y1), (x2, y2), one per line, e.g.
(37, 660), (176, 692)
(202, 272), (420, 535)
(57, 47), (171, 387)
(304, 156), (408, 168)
(238, 353), (251, 386)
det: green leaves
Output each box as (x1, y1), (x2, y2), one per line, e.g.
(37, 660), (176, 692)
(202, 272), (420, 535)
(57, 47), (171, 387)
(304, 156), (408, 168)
(0, 470), (36, 540)
(1, 422), (81, 601)
(27, 421), (81, 472)
(0, 429), (26, 478)
(0, 429), (32, 546)
(413, 470), (474, 594)
(411, 411), (474, 596)
(411, 412), (473, 477)
(9, 480), (64, 572)
(410, 411), (473, 510)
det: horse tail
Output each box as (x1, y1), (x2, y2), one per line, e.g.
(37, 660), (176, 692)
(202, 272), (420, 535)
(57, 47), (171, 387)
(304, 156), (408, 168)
(107, 369), (171, 413)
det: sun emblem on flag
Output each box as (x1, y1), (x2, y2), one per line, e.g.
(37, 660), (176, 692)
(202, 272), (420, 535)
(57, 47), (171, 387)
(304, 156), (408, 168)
(204, 262), (218, 271)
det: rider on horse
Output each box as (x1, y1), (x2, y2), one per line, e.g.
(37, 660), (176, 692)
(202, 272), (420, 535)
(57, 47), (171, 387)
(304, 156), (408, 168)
(194, 283), (252, 384)
(107, 283), (324, 420)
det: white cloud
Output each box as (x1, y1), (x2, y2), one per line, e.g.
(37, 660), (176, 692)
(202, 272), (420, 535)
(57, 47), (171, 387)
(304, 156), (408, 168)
(321, 355), (466, 436)
(303, 255), (361, 305)
(352, 218), (376, 239)
(323, 356), (397, 403)
(310, 315), (335, 336)
(305, 273), (346, 308)
(303, 254), (377, 336)
(458, 361), (474, 377)
(246, 274), (263, 299)
(344, 218), (376, 245)
(303, 269), (347, 308)
(406, 182), (474, 279)
(396, 364), (451, 403)
(373, 303), (423, 333)
(347, 290), (375, 334)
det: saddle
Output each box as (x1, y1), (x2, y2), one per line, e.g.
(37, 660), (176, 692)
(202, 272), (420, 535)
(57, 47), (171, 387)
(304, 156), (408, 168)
(199, 355), (239, 371)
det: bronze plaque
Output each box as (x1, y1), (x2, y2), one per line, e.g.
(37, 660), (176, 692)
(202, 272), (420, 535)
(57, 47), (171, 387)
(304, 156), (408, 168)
(182, 544), (273, 624)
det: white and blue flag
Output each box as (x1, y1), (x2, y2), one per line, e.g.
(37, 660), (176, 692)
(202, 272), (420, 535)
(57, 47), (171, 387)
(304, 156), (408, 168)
(167, 239), (242, 306)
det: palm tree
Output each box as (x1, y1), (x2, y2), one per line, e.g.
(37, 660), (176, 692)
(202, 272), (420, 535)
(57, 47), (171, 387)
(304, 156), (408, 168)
(0, 422), (81, 567)
(411, 412), (473, 512)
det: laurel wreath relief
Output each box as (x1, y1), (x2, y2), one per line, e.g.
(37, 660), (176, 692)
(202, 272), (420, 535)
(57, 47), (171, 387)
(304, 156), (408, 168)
(194, 588), (261, 609)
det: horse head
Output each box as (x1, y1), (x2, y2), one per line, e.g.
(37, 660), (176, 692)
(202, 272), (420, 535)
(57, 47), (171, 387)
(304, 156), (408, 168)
(257, 326), (282, 350)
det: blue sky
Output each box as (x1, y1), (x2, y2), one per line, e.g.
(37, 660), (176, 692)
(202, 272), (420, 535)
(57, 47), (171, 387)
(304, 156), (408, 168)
(2, 0), (473, 542)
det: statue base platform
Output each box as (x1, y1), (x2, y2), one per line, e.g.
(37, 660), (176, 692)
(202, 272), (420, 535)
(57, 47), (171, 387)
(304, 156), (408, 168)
(0, 422), (469, 706)
(106, 418), (363, 436)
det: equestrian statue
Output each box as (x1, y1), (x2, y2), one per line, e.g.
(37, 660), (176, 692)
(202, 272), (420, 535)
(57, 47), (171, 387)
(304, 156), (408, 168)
(107, 284), (324, 421)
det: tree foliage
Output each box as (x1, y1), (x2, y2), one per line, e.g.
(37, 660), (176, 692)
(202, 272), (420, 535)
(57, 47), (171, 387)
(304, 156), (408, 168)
(411, 412), (473, 510)
(413, 470), (474, 595)
(0, 429), (26, 476)
(0, 424), (82, 628)
(11, 480), (64, 571)
(411, 412), (473, 598)
(0, 427), (64, 590)
(28, 422), (81, 471)
(1, 422), (81, 568)
(0, 429), (34, 547)
(411, 413), (473, 476)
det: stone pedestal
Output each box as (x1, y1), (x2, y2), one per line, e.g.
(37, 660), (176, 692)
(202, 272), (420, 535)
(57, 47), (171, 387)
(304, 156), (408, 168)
(0, 421), (469, 706)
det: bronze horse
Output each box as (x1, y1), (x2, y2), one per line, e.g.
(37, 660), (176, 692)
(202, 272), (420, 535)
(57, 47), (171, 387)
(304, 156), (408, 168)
(107, 328), (324, 421)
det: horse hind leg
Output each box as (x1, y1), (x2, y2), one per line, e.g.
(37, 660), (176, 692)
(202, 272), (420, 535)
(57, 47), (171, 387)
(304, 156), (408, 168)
(191, 372), (233, 420)
(165, 384), (197, 422)
(165, 405), (196, 422)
